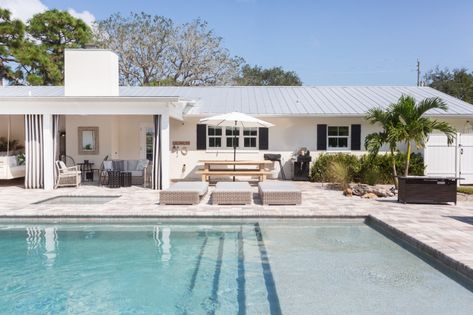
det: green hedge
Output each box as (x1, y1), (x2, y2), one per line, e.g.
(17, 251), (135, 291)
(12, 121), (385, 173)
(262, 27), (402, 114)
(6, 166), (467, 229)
(309, 152), (425, 185)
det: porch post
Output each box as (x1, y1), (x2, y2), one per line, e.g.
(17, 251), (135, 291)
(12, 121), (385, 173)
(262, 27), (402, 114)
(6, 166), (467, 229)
(161, 112), (170, 189)
(43, 114), (54, 190)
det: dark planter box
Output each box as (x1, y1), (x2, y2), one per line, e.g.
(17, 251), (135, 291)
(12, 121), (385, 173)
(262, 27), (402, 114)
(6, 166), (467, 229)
(398, 176), (459, 205)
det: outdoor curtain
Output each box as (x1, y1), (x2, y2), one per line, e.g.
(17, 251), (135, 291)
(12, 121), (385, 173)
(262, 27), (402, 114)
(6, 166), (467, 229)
(24, 114), (44, 189)
(152, 114), (162, 190)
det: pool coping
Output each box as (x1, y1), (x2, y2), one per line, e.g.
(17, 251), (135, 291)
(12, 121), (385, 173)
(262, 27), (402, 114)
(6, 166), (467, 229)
(0, 214), (472, 285)
(367, 215), (473, 286)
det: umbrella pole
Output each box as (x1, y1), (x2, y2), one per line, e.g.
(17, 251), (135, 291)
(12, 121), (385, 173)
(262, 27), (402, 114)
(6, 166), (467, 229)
(233, 120), (236, 181)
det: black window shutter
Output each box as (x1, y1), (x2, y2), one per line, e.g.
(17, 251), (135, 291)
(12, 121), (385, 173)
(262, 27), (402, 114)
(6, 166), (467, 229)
(196, 124), (206, 150)
(317, 124), (327, 150)
(351, 124), (361, 151)
(259, 127), (269, 150)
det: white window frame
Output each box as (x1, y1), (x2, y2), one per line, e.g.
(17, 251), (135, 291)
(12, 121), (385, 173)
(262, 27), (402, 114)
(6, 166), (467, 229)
(327, 125), (350, 150)
(243, 127), (258, 148)
(207, 125), (223, 148)
(206, 125), (258, 151)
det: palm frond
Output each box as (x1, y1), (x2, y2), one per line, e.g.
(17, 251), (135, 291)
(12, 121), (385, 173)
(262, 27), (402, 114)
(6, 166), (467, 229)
(416, 97), (448, 116)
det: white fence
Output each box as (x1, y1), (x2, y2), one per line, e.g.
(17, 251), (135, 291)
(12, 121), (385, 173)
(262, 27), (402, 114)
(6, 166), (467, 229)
(424, 133), (473, 184)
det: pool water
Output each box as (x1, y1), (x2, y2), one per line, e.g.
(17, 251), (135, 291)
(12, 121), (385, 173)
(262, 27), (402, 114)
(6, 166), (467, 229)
(0, 219), (472, 314)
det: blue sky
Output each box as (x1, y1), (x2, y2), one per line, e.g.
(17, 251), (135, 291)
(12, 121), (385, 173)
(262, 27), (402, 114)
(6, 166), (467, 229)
(27, 0), (473, 85)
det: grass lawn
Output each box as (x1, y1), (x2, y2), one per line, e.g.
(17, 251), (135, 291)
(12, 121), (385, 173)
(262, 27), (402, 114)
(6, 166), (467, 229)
(458, 186), (473, 195)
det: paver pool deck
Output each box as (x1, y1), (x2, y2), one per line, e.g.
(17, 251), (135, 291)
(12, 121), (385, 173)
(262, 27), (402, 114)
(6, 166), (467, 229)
(1, 181), (473, 282)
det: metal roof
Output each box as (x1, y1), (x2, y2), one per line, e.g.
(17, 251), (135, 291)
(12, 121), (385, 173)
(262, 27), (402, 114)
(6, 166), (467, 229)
(0, 85), (472, 116)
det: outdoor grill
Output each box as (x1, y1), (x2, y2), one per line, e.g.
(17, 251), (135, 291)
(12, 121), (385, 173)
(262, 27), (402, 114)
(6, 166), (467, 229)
(264, 154), (286, 180)
(292, 148), (312, 181)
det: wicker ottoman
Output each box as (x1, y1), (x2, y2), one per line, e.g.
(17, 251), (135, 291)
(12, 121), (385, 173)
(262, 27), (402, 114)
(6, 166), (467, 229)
(212, 182), (253, 205)
(258, 181), (301, 205)
(160, 182), (209, 205)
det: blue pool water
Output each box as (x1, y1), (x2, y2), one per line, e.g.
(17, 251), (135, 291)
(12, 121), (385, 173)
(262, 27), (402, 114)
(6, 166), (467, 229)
(0, 219), (472, 314)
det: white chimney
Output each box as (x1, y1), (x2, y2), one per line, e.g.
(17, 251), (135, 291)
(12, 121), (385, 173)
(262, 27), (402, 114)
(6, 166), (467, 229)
(64, 49), (119, 97)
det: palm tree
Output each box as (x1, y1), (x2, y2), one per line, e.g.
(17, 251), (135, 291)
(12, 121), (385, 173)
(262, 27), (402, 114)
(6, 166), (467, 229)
(365, 108), (401, 187)
(390, 95), (456, 176)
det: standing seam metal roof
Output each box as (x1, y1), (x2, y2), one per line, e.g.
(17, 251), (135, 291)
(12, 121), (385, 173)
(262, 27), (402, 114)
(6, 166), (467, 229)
(0, 85), (472, 116)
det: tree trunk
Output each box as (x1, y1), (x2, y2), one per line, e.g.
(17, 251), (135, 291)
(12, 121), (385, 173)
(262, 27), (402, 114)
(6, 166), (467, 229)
(404, 142), (411, 176)
(390, 147), (398, 188)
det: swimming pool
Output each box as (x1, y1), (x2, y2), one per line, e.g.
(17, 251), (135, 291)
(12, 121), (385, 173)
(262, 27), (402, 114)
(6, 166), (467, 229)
(0, 219), (472, 314)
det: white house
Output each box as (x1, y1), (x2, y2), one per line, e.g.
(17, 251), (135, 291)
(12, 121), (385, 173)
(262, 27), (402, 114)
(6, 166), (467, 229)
(1, 48), (472, 190)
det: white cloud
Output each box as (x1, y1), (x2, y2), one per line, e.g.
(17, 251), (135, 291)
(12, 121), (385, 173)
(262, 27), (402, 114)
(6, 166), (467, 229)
(0, 0), (95, 26)
(0, 0), (47, 21)
(67, 8), (95, 26)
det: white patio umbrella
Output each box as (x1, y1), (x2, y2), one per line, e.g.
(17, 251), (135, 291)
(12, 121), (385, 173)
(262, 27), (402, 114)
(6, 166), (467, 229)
(199, 112), (274, 177)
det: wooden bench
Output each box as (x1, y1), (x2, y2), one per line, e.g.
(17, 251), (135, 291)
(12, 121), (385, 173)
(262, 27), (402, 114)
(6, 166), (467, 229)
(197, 169), (272, 182)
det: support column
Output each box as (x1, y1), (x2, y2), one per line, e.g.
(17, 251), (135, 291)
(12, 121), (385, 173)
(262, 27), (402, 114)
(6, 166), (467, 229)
(161, 112), (170, 189)
(43, 114), (54, 190)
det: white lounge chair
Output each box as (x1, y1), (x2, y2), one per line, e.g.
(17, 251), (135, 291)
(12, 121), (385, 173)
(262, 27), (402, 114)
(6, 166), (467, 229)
(55, 161), (81, 188)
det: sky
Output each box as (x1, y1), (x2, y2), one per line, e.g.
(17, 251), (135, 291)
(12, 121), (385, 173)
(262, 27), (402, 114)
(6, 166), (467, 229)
(1, 0), (473, 86)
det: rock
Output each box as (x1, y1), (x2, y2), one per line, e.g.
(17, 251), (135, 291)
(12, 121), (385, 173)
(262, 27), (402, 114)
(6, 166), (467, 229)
(350, 183), (396, 198)
(362, 192), (378, 199)
(343, 188), (353, 197)
(350, 184), (371, 196)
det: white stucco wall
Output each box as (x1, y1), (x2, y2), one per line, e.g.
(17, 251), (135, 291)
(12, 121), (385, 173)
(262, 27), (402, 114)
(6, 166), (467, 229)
(169, 116), (472, 181)
(63, 114), (472, 182)
(64, 49), (119, 97)
(168, 116), (381, 180)
(65, 115), (153, 166)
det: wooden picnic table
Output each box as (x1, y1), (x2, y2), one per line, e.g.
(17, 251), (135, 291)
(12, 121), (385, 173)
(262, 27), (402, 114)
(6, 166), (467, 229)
(198, 160), (273, 182)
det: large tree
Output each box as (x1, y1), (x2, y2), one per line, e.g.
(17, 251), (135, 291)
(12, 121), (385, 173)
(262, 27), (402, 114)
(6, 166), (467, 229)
(0, 8), (25, 84)
(424, 67), (473, 104)
(235, 64), (302, 86)
(95, 13), (243, 86)
(0, 8), (92, 85)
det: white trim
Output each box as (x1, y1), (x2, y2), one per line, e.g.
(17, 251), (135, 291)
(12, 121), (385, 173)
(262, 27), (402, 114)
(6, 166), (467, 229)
(43, 114), (54, 190)
(206, 125), (259, 150)
(327, 125), (350, 150)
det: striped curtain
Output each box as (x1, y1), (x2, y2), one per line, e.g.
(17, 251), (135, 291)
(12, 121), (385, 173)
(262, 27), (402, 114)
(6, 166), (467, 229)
(24, 115), (44, 189)
(52, 115), (60, 184)
(152, 115), (162, 190)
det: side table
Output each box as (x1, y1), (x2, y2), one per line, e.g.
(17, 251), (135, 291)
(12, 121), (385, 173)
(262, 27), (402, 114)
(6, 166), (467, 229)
(108, 171), (121, 188)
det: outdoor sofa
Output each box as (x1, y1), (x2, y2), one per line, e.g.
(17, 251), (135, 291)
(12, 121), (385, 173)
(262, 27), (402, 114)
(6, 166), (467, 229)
(258, 181), (301, 205)
(160, 181), (209, 205)
(212, 182), (253, 205)
(103, 159), (149, 185)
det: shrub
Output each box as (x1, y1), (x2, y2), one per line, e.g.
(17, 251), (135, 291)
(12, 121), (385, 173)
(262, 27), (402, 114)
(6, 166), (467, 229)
(326, 160), (351, 190)
(310, 153), (360, 183)
(310, 152), (425, 185)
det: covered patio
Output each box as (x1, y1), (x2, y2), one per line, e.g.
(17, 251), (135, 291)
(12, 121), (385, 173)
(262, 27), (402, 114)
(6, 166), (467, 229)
(0, 95), (181, 190)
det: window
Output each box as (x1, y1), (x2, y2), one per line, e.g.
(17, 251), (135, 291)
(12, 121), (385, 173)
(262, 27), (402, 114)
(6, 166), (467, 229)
(243, 127), (257, 148)
(225, 127), (240, 147)
(328, 126), (349, 149)
(208, 126), (222, 148)
(206, 125), (258, 150)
